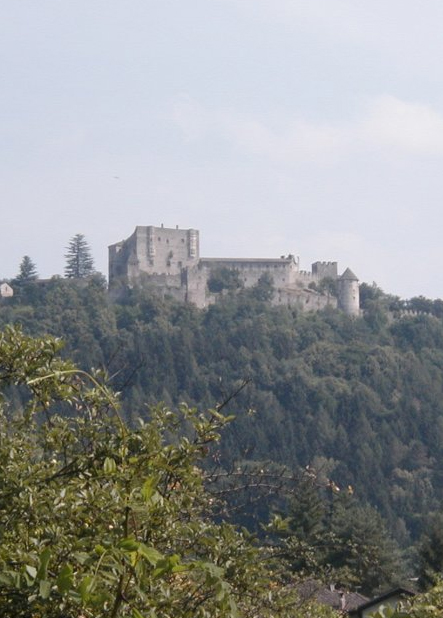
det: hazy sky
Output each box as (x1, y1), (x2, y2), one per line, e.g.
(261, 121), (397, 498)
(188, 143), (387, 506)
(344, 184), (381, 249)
(3, 1), (443, 298)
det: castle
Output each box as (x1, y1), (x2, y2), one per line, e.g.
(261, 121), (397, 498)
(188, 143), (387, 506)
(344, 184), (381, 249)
(109, 225), (360, 316)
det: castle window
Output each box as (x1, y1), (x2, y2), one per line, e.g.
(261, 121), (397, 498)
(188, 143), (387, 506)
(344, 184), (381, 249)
(158, 237), (161, 241)
(181, 239), (185, 243)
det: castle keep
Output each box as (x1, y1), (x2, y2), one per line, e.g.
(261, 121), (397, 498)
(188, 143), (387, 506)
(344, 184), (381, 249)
(109, 225), (360, 316)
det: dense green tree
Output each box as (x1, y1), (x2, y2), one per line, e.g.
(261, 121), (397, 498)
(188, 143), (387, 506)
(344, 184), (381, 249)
(408, 296), (434, 314)
(327, 498), (404, 595)
(64, 233), (95, 278)
(269, 475), (329, 574)
(0, 326), (338, 618)
(317, 277), (338, 297)
(207, 267), (243, 293)
(272, 484), (404, 596)
(15, 255), (38, 282)
(249, 272), (274, 301)
(359, 282), (384, 308)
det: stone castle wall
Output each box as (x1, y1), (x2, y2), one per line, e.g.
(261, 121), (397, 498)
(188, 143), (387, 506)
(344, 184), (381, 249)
(109, 225), (359, 315)
(272, 287), (337, 311)
(199, 257), (299, 289)
(109, 225), (199, 284)
(312, 261), (338, 280)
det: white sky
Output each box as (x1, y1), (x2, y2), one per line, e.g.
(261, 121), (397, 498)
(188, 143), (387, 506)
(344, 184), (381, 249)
(2, 0), (443, 298)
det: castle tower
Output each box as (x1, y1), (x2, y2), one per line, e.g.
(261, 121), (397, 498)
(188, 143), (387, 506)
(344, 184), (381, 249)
(338, 268), (360, 316)
(312, 261), (338, 280)
(108, 225), (200, 287)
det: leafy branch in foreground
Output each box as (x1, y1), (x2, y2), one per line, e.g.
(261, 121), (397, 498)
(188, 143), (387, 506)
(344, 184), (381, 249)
(0, 326), (337, 618)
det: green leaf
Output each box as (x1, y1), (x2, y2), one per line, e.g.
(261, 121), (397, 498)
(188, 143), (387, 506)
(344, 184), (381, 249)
(25, 565), (37, 580)
(167, 553), (180, 567)
(215, 581), (226, 602)
(39, 579), (51, 599)
(37, 547), (51, 580)
(132, 609), (146, 618)
(199, 561), (224, 579)
(56, 564), (73, 594)
(141, 476), (157, 501)
(103, 456), (117, 475)
(78, 575), (93, 602)
(137, 544), (163, 566)
(119, 537), (140, 552)
(0, 573), (14, 586)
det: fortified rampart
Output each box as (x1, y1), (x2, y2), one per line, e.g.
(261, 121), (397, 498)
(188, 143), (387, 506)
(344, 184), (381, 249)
(109, 225), (360, 316)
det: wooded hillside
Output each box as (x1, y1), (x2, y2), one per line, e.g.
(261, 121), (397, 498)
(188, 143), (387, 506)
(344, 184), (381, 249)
(4, 276), (443, 576)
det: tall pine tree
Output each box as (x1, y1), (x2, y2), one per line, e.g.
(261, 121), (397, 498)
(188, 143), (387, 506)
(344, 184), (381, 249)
(15, 255), (38, 282)
(64, 234), (94, 278)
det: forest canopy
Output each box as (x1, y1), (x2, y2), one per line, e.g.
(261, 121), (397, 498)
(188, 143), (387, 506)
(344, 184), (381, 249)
(3, 276), (443, 599)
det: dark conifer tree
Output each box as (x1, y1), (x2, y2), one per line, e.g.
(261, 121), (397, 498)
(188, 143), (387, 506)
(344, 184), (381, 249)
(64, 234), (95, 278)
(15, 255), (38, 282)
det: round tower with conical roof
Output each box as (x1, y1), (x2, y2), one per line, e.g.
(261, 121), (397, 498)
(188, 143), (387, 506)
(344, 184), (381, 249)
(338, 268), (360, 316)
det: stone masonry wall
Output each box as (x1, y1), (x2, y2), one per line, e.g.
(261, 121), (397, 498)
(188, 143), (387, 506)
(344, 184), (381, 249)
(108, 225), (359, 315)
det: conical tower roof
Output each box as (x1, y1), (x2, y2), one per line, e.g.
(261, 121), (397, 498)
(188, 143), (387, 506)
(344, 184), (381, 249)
(340, 267), (358, 281)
